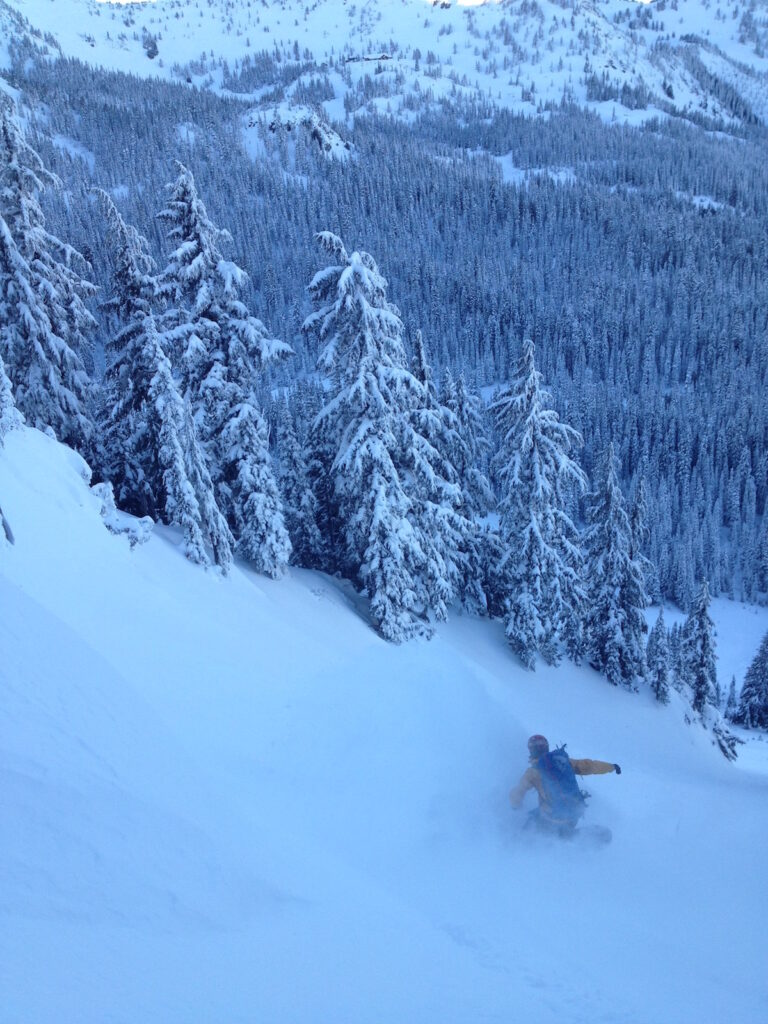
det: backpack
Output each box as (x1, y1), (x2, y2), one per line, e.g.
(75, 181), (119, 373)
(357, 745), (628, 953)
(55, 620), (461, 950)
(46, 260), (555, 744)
(536, 745), (587, 824)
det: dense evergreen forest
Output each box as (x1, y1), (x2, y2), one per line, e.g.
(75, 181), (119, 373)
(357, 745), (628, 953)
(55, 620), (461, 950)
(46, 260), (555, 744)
(1, 40), (767, 700)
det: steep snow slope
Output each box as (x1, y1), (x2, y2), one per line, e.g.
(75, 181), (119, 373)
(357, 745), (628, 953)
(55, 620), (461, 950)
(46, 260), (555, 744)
(2, 426), (768, 1023)
(0, 0), (58, 73)
(2, 0), (767, 125)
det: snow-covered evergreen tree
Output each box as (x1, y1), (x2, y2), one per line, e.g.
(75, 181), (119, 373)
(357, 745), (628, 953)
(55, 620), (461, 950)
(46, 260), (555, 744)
(276, 405), (324, 568)
(95, 190), (160, 513)
(0, 103), (95, 448)
(144, 317), (213, 568)
(156, 162), (290, 577)
(305, 412), (340, 572)
(0, 346), (22, 446)
(630, 477), (656, 599)
(646, 608), (671, 704)
(712, 718), (743, 761)
(0, 352), (22, 443)
(478, 525), (511, 621)
(219, 399), (289, 577)
(155, 160), (232, 397)
(181, 402), (234, 574)
(732, 631), (768, 729)
(713, 675), (723, 713)
(95, 195), (228, 569)
(584, 443), (648, 688)
(667, 621), (687, 693)
(679, 577), (740, 759)
(724, 675), (738, 722)
(156, 161), (289, 412)
(683, 580), (717, 717)
(0, 216), (91, 450)
(441, 370), (494, 521)
(408, 331), (473, 619)
(491, 338), (587, 668)
(441, 368), (495, 613)
(303, 231), (452, 641)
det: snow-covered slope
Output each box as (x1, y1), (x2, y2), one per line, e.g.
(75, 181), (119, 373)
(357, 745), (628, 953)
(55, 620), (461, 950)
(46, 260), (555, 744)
(0, 0), (58, 74)
(2, 425), (768, 1023)
(2, 0), (768, 125)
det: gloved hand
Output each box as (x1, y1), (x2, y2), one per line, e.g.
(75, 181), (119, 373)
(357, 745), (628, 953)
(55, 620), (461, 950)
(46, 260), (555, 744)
(614, 764), (622, 775)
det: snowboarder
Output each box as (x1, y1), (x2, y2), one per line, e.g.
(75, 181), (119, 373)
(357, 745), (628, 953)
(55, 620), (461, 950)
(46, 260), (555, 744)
(510, 734), (621, 838)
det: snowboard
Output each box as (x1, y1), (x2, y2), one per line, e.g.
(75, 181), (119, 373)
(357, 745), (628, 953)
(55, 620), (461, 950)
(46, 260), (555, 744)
(520, 811), (612, 846)
(573, 824), (612, 845)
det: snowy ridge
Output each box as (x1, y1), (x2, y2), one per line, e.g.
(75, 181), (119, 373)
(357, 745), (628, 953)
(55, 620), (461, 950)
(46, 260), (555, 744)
(1, 0), (767, 126)
(2, 426), (768, 1022)
(243, 101), (353, 165)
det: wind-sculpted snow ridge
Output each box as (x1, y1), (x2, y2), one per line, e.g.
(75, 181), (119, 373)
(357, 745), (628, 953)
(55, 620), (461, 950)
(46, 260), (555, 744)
(2, 424), (768, 1023)
(1, 0), (767, 127)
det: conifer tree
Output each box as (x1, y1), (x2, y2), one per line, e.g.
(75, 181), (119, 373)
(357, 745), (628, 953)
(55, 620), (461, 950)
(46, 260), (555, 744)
(156, 163), (290, 576)
(303, 232), (458, 641)
(305, 413), (340, 571)
(276, 405), (324, 568)
(712, 717), (742, 761)
(732, 631), (768, 729)
(724, 675), (738, 722)
(156, 162), (290, 412)
(96, 195), (228, 568)
(442, 371), (494, 520)
(713, 675), (723, 713)
(630, 477), (656, 599)
(220, 399), (290, 577)
(667, 621), (687, 693)
(584, 443), (648, 688)
(646, 608), (671, 704)
(755, 516), (768, 597)
(441, 368), (496, 613)
(478, 525), (511, 620)
(303, 231), (423, 639)
(96, 190), (160, 513)
(0, 352), (22, 443)
(0, 103), (95, 449)
(0, 216), (90, 450)
(181, 402), (234, 574)
(683, 580), (717, 716)
(491, 338), (587, 668)
(408, 331), (473, 619)
(289, 379), (334, 559)
(144, 317), (214, 568)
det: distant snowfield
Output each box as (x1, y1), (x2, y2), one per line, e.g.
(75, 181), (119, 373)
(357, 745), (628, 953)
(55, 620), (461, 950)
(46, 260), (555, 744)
(2, 426), (767, 1023)
(3, 0), (768, 126)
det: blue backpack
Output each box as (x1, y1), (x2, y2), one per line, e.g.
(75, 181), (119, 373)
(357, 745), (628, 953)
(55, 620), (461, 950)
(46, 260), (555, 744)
(537, 745), (587, 824)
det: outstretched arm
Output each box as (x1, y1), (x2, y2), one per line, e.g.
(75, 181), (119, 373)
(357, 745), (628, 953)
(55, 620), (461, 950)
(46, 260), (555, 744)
(569, 758), (619, 776)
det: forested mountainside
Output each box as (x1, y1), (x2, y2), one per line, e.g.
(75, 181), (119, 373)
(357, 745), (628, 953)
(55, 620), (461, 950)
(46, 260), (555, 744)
(1, 0), (767, 643)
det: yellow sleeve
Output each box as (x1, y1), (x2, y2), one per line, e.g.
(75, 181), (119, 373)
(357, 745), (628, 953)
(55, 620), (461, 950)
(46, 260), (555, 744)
(569, 758), (616, 776)
(510, 767), (538, 807)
